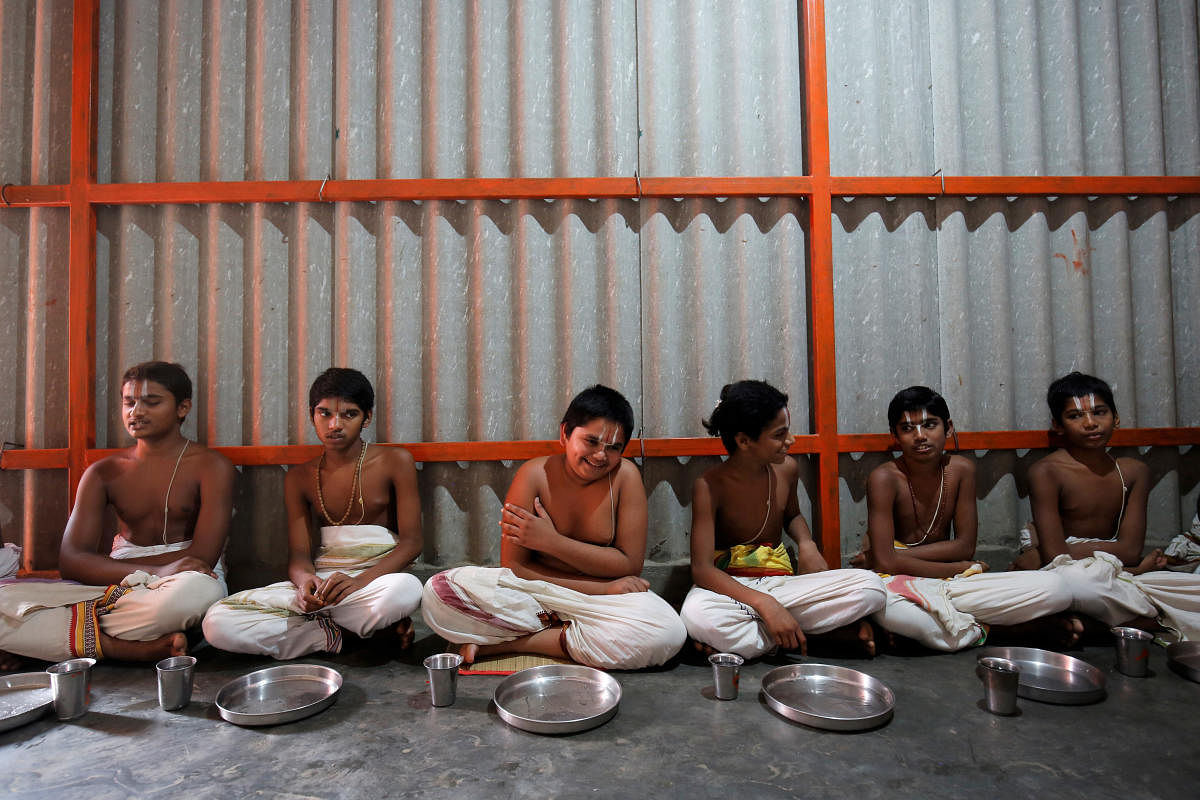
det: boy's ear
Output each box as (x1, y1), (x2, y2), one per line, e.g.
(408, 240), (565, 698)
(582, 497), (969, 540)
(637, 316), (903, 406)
(559, 422), (569, 447)
(733, 431), (752, 451)
(175, 397), (192, 423)
(362, 410), (372, 428)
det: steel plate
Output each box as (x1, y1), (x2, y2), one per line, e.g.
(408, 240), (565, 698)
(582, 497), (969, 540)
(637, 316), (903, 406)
(1166, 641), (1200, 684)
(493, 665), (621, 735)
(760, 664), (895, 731)
(0, 672), (53, 733)
(215, 664), (342, 727)
(977, 647), (1106, 705)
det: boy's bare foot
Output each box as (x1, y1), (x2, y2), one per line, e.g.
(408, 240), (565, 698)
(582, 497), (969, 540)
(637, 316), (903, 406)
(689, 638), (718, 657)
(99, 631), (187, 662)
(0, 649), (24, 672)
(395, 618), (414, 650)
(989, 614), (1084, 650)
(458, 643), (480, 666)
(806, 620), (877, 658)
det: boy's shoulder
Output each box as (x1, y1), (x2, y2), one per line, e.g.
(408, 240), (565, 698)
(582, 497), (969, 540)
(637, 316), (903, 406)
(946, 453), (975, 475)
(1029, 448), (1074, 477)
(867, 457), (903, 485)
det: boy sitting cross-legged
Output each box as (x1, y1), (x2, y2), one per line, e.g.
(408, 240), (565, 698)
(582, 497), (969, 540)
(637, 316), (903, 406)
(681, 380), (886, 659)
(854, 386), (1079, 651)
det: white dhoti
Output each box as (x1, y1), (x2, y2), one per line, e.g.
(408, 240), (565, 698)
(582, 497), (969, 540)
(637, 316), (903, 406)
(202, 525), (421, 660)
(1030, 532), (1200, 640)
(679, 569), (887, 659)
(0, 538), (227, 662)
(872, 570), (1073, 652)
(421, 566), (687, 669)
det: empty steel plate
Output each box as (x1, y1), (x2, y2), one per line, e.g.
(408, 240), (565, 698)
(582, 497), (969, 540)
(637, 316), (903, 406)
(1166, 641), (1200, 684)
(761, 663), (895, 731)
(216, 664), (342, 726)
(493, 664), (621, 735)
(977, 647), (1106, 705)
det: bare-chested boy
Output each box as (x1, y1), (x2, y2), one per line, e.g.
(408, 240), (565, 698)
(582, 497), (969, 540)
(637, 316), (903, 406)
(854, 386), (1077, 651)
(680, 381), (885, 658)
(1015, 372), (1200, 640)
(203, 368), (423, 659)
(0, 361), (233, 669)
(421, 385), (686, 669)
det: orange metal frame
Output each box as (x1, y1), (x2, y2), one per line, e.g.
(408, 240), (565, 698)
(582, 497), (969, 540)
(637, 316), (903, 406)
(3, 0), (1199, 566)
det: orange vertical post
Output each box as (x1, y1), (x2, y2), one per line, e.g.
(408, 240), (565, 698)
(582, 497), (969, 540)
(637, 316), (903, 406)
(67, 0), (99, 503)
(800, 0), (842, 565)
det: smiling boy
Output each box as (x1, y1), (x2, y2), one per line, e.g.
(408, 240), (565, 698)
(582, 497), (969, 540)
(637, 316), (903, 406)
(421, 385), (686, 669)
(0, 361), (232, 667)
(680, 380), (885, 658)
(855, 386), (1077, 651)
(202, 368), (423, 659)
(1018, 372), (1200, 639)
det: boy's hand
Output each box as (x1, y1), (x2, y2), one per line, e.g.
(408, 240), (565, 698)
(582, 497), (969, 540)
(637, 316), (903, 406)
(500, 498), (559, 552)
(317, 571), (367, 606)
(1128, 548), (1167, 575)
(294, 574), (324, 613)
(758, 598), (806, 654)
(953, 561), (988, 578)
(601, 576), (650, 595)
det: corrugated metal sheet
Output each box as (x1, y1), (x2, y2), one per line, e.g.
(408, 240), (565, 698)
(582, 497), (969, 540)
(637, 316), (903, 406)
(2, 1), (1197, 579)
(828, 0), (1200, 557)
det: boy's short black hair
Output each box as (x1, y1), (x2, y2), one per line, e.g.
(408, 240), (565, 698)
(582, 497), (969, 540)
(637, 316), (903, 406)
(561, 385), (635, 446)
(703, 380), (788, 455)
(121, 361), (192, 404)
(1046, 371), (1116, 424)
(309, 368), (375, 415)
(887, 386), (951, 432)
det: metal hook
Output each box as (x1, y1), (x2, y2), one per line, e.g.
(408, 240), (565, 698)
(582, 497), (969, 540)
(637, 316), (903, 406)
(931, 168), (945, 195)
(318, 175), (329, 202)
(634, 170), (643, 198)
(1, 184), (12, 206)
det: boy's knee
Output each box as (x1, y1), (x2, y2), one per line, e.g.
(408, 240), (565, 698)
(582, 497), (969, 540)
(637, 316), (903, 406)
(156, 572), (227, 630)
(369, 572), (423, 618)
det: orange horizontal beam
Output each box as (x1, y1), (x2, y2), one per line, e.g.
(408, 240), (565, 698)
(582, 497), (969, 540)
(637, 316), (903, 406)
(833, 175), (1200, 197)
(0, 184), (70, 207)
(85, 176), (821, 206)
(0, 448), (69, 470)
(636, 176), (813, 197)
(89, 177), (639, 205)
(6, 429), (1194, 472)
(839, 427), (1200, 453)
(9, 176), (1197, 209)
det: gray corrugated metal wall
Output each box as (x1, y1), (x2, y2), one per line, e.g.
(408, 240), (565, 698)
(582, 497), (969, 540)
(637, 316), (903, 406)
(2, 1), (1198, 582)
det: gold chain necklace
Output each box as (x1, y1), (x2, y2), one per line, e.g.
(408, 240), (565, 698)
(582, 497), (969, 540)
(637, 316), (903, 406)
(316, 441), (367, 526)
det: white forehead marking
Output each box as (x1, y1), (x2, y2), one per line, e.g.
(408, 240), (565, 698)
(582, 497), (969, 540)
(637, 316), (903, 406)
(1088, 394), (1096, 410)
(784, 408), (791, 429)
(1072, 396), (1084, 411)
(600, 425), (622, 447)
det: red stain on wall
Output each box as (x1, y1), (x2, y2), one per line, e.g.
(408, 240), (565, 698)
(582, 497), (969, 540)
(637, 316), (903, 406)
(1052, 229), (1093, 275)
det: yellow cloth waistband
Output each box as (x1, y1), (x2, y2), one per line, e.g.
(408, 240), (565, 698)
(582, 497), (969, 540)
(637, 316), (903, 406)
(714, 543), (794, 577)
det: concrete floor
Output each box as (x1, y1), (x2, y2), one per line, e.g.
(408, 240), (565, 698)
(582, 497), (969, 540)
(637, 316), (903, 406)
(2, 625), (1198, 800)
